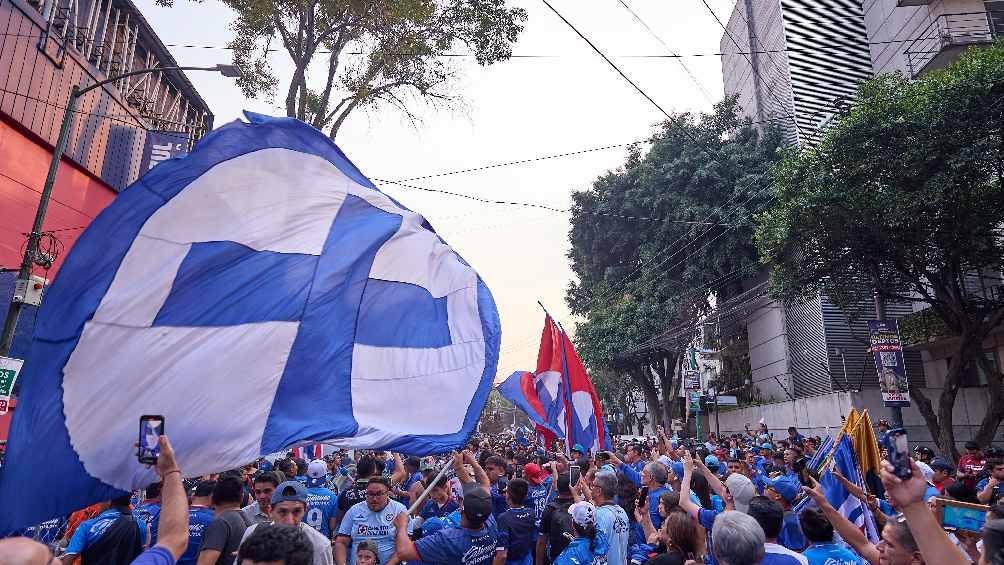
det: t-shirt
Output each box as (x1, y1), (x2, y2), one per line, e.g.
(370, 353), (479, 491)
(306, 486), (339, 538)
(496, 506), (537, 560)
(491, 479), (510, 517)
(777, 511), (807, 552)
(762, 542), (809, 565)
(198, 510), (250, 565)
(421, 499), (461, 521)
(415, 525), (496, 565)
(595, 503), (629, 565)
(803, 542), (867, 565)
(646, 550), (687, 565)
(398, 471), (424, 506)
(337, 480), (370, 514)
(958, 454), (986, 489)
(539, 498), (575, 561)
(134, 502), (163, 545)
(976, 478), (1003, 505)
(178, 506), (215, 565)
(336, 499), (408, 565)
(527, 476), (555, 526)
(240, 522), (333, 565)
(647, 486), (670, 529)
(697, 508), (720, 565)
(130, 546), (176, 565)
(66, 509), (150, 555)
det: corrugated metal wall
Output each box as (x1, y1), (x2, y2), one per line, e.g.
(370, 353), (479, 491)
(820, 295), (926, 391)
(784, 293), (832, 397)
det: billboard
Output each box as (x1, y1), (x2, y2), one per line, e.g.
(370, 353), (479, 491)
(868, 320), (910, 407)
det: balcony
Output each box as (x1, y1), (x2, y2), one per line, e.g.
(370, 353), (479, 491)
(905, 11), (1001, 77)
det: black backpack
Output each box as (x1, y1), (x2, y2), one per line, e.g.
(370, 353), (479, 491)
(544, 499), (574, 562)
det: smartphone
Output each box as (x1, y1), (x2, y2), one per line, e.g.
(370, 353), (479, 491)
(138, 415), (165, 465)
(937, 499), (989, 534)
(638, 486), (649, 509)
(569, 465), (581, 486)
(883, 427), (912, 479)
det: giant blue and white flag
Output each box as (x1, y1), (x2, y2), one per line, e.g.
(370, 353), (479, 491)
(0, 113), (501, 534)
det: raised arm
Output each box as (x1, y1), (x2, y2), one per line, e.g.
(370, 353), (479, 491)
(453, 452), (473, 484)
(151, 436), (189, 559)
(695, 458), (727, 499)
(801, 479), (879, 565)
(465, 451), (491, 489)
(678, 450), (700, 520)
(390, 453), (407, 486)
(883, 458), (964, 565)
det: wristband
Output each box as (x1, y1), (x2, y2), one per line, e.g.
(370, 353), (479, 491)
(163, 469), (182, 478)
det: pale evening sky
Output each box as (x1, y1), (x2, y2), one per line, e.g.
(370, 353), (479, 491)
(134, 0), (738, 379)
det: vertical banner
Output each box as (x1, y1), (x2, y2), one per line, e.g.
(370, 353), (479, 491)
(0, 357), (23, 415)
(867, 320), (911, 407)
(140, 131), (191, 172)
(687, 391), (702, 413)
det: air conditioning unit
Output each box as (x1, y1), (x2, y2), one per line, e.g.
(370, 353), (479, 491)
(13, 275), (47, 307)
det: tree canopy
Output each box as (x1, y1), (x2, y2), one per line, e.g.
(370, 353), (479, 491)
(160, 0), (527, 138)
(568, 98), (784, 428)
(756, 43), (1004, 457)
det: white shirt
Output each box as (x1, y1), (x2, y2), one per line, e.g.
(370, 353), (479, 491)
(764, 542), (809, 565)
(241, 521), (334, 565)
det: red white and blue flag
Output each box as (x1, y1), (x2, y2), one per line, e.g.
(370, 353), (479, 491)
(498, 314), (610, 453)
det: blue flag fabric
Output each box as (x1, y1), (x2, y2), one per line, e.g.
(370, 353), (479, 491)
(800, 436), (879, 544)
(0, 112), (501, 534)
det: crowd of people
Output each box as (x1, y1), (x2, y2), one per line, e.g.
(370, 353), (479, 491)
(1, 423), (1003, 565)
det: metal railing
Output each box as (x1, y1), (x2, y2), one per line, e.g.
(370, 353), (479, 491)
(905, 11), (1001, 76)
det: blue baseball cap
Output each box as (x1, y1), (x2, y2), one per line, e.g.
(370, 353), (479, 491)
(572, 444), (586, 454)
(761, 443), (773, 450)
(704, 455), (721, 471)
(671, 461), (685, 479)
(271, 480), (308, 506)
(767, 475), (801, 503)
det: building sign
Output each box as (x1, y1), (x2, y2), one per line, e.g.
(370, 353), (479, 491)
(140, 130), (190, 172)
(868, 320), (910, 407)
(0, 357), (23, 415)
(683, 370), (701, 391)
(687, 391), (702, 413)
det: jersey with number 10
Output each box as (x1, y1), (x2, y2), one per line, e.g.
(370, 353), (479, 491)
(305, 487), (338, 537)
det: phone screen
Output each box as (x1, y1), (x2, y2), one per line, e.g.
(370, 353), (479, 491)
(885, 428), (911, 479)
(138, 415), (164, 464)
(569, 465), (581, 485)
(941, 502), (988, 533)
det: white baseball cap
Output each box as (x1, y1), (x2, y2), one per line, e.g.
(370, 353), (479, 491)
(568, 501), (596, 527)
(307, 459), (327, 479)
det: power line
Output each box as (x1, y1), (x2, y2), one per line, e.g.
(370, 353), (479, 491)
(613, 0), (715, 104)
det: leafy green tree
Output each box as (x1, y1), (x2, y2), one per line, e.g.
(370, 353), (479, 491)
(757, 44), (1004, 458)
(569, 98), (784, 428)
(160, 0), (526, 138)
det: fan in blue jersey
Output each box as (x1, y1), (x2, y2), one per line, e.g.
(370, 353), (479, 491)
(419, 474), (460, 522)
(305, 459), (339, 539)
(523, 463), (555, 527)
(394, 456), (424, 507)
(334, 477), (408, 565)
(179, 480), (216, 565)
(134, 481), (164, 545)
(495, 479), (537, 565)
(392, 484), (497, 565)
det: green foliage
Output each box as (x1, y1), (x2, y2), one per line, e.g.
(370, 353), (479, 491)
(163, 0), (526, 137)
(898, 308), (948, 347)
(757, 43), (1004, 326)
(756, 43), (1004, 456)
(568, 97), (784, 372)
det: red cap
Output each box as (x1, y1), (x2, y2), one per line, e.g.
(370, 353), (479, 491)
(524, 463), (547, 485)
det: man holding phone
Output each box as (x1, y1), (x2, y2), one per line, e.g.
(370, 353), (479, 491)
(977, 457), (1004, 505)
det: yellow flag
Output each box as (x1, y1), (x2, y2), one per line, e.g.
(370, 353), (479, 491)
(853, 410), (883, 476)
(840, 408), (860, 437)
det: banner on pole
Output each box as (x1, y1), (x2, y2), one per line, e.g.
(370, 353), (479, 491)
(687, 391), (702, 413)
(683, 370), (700, 391)
(0, 356), (23, 415)
(139, 130), (191, 172)
(867, 320), (910, 407)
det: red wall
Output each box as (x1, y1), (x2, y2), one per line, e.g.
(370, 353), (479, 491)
(0, 117), (116, 277)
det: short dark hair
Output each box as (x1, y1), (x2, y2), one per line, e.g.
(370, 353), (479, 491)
(238, 524), (313, 565)
(787, 427), (797, 433)
(988, 457), (1004, 470)
(367, 476), (391, 489)
(111, 494), (133, 508)
(798, 508), (834, 543)
(507, 478), (529, 505)
(356, 456), (377, 479)
(556, 474), (572, 495)
(145, 481), (163, 500)
(277, 459), (297, 477)
(254, 471), (281, 488)
(484, 456), (506, 470)
(747, 496), (783, 539)
(213, 476), (244, 506)
(295, 458), (308, 476)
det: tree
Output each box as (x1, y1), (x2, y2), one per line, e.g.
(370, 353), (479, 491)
(568, 98), (785, 428)
(756, 43), (1004, 459)
(161, 0), (526, 138)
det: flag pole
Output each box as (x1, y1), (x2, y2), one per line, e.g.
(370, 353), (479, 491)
(407, 455), (455, 515)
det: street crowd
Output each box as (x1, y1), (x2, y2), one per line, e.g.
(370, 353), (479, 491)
(1, 422), (1003, 565)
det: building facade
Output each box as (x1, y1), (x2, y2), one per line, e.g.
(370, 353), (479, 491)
(0, 0), (213, 440)
(714, 0), (1004, 446)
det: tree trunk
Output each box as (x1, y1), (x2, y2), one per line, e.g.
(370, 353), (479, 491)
(654, 353), (680, 429)
(912, 331), (979, 461)
(627, 366), (661, 432)
(973, 350), (1004, 447)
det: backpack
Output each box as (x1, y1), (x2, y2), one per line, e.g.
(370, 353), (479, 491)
(544, 499), (575, 562)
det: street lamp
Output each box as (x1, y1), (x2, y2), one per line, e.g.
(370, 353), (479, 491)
(0, 64), (240, 357)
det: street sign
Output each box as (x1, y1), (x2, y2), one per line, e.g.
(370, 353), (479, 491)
(712, 395), (738, 406)
(687, 391), (702, 413)
(0, 356), (23, 415)
(684, 370), (700, 390)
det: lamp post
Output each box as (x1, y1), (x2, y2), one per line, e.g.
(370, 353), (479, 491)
(0, 64), (241, 357)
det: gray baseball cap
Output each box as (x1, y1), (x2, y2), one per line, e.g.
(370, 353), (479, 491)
(271, 480), (308, 506)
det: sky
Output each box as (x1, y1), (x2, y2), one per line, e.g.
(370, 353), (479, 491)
(134, 0), (739, 379)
